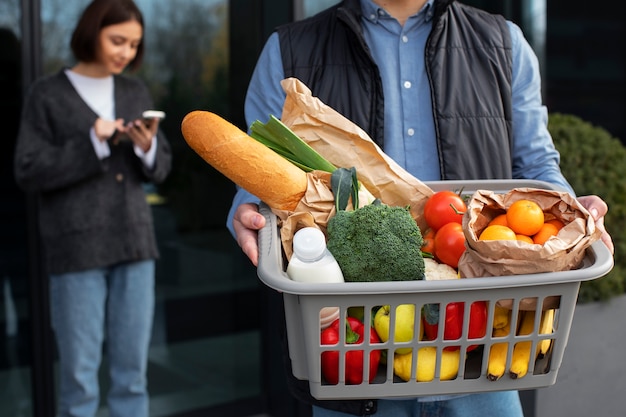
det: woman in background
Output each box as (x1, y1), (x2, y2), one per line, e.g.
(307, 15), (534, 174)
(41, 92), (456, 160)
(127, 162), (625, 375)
(14, 1), (171, 416)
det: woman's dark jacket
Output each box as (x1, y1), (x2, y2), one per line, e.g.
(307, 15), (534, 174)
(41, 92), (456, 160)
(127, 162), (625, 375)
(275, 0), (512, 414)
(14, 70), (172, 275)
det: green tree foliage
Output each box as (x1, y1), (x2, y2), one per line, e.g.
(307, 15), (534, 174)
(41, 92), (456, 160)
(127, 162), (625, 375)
(549, 113), (626, 303)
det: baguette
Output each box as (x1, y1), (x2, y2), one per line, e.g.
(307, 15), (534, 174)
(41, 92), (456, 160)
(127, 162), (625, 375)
(181, 111), (307, 211)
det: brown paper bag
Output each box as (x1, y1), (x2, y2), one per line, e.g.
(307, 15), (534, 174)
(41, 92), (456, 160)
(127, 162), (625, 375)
(279, 77), (433, 232)
(458, 187), (602, 310)
(271, 170), (373, 260)
(458, 187), (601, 278)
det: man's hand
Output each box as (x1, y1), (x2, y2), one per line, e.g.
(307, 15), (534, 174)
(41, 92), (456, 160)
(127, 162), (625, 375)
(232, 203), (266, 266)
(577, 195), (614, 254)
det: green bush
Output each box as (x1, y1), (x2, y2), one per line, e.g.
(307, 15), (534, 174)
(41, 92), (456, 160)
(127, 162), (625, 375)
(548, 113), (626, 303)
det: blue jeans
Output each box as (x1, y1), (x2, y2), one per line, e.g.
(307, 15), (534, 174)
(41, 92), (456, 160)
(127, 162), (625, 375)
(313, 391), (524, 417)
(50, 260), (155, 417)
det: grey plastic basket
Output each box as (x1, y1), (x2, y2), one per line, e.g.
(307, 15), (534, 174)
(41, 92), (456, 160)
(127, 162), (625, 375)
(256, 180), (614, 400)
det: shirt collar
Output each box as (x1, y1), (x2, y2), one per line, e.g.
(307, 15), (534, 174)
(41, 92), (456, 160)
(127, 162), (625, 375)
(360, 0), (435, 24)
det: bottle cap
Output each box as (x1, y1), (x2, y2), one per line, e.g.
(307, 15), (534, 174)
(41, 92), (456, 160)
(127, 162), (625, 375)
(292, 227), (327, 262)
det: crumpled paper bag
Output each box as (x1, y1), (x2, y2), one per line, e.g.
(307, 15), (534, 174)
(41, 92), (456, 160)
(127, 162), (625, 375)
(278, 77), (433, 232)
(270, 78), (435, 258)
(272, 170), (373, 260)
(458, 187), (602, 310)
(458, 187), (601, 276)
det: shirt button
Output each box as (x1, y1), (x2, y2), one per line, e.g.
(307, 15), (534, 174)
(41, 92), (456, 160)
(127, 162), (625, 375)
(407, 128), (415, 136)
(403, 81), (411, 89)
(115, 173), (124, 182)
(402, 35), (409, 43)
(369, 14), (376, 20)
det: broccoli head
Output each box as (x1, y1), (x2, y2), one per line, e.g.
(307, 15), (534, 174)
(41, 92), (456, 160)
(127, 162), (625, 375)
(326, 201), (425, 282)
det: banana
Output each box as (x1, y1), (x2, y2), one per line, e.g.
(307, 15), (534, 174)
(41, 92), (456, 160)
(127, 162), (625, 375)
(487, 321), (511, 381)
(537, 308), (555, 358)
(393, 347), (460, 382)
(492, 304), (511, 330)
(509, 310), (536, 379)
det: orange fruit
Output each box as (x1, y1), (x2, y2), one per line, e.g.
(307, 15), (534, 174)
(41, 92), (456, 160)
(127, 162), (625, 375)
(516, 234), (534, 244)
(545, 218), (565, 230)
(488, 213), (509, 227)
(532, 223), (559, 245)
(506, 200), (544, 236)
(479, 225), (517, 241)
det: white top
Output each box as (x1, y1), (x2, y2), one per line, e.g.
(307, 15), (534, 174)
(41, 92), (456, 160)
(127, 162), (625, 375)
(65, 69), (115, 119)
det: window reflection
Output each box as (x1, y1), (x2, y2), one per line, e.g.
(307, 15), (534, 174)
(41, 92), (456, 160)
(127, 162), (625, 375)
(295, 0), (340, 20)
(0, 1), (20, 34)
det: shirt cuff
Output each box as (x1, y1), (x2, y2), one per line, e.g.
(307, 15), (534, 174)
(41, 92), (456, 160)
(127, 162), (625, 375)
(134, 136), (158, 170)
(90, 127), (111, 159)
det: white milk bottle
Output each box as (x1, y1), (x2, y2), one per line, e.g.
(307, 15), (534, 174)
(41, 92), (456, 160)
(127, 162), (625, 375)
(287, 227), (345, 284)
(287, 227), (343, 329)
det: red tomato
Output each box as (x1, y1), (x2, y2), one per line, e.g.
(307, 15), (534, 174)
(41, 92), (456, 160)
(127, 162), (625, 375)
(424, 191), (467, 231)
(434, 222), (466, 269)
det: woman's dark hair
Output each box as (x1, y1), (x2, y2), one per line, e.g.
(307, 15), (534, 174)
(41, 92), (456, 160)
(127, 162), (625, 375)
(70, 0), (145, 71)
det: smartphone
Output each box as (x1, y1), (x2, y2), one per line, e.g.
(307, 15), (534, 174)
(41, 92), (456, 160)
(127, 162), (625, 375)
(142, 110), (166, 126)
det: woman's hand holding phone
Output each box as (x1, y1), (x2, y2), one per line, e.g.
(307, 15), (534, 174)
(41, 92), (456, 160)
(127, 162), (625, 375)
(97, 111), (164, 150)
(126, 110), (164, 152)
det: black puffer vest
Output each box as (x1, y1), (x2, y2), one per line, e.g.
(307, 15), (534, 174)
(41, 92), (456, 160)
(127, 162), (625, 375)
(278, 0), (513, 181)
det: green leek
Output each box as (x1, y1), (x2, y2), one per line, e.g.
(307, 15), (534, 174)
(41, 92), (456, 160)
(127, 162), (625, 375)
(249, 115), (337, 173)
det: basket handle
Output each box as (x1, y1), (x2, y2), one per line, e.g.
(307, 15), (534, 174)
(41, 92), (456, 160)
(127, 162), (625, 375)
(257, 203), (292, 292)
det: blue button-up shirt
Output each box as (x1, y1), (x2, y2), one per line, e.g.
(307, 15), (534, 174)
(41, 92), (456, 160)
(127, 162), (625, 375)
(228, 0), (572, 232)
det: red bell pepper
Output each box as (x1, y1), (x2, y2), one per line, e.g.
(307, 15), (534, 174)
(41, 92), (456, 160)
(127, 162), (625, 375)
(320, 316), (381, 385)
(422, 301), (488, 351)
